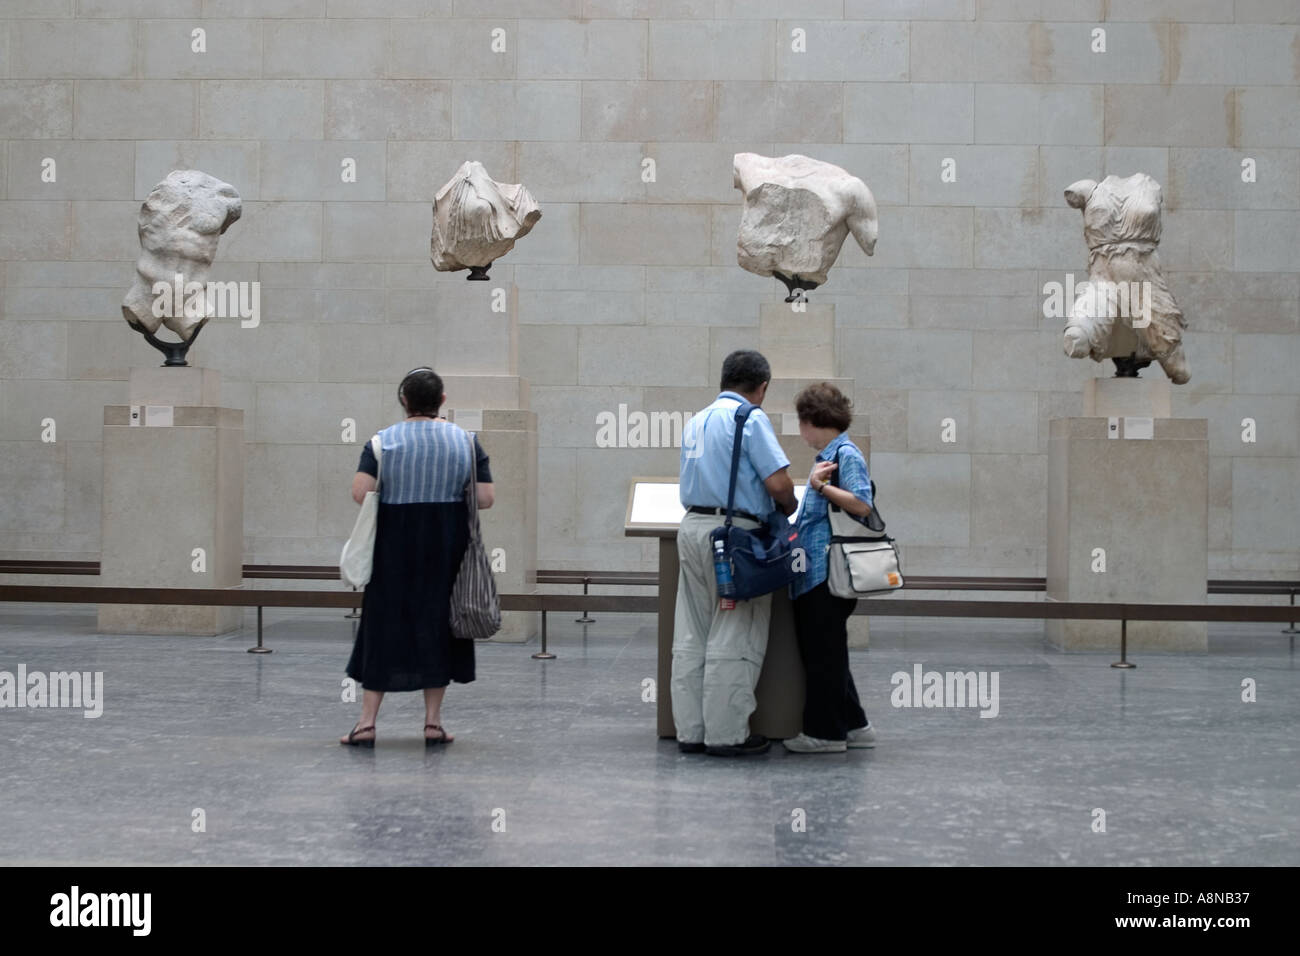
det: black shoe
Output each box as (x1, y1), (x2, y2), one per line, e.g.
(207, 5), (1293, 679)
(678, 740), (706, 754)
(706, 734), (770, 757)
(340, 723), (375, 748)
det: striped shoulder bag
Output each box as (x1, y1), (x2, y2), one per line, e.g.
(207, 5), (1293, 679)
(450, 430), (502, 640)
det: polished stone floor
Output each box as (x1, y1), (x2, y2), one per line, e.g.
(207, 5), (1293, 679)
(1, 604), (1297, 866)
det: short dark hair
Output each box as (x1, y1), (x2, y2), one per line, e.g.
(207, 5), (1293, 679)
(795, 382), (853, 432)
(720, 350), (772, 394)
(398, 367), (444, 416)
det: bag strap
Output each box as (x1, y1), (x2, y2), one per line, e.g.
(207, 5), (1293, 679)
(371, 434), (383, 491)
(724, 402), (757, 528)
(829, 443), (886, 533)
(463, 430), (479, 536)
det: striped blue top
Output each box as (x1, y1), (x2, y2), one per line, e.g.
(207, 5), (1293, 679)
(357, 421), (492, 505)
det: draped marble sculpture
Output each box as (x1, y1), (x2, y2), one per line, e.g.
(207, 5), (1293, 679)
(121, 170), (242, 366)
(431, 161), (541, 281)
(1063, 173), (1190, 383)
(733, 152), (878, 301)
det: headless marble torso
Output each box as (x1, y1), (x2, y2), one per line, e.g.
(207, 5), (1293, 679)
(1081, 173), (1163, 256)
(1063, 172), (1190, 384)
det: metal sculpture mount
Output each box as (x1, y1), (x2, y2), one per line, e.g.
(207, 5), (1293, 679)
(431, 161), (541, 282)
(1063, 173), (1190, 384)
(733, 152), (878, 302)
(122, 170), (242, 367)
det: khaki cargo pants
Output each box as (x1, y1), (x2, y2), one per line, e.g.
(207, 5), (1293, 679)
(670, 512), (771, 748)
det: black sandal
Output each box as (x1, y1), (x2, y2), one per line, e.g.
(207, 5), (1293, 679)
(341, 723), (375, 748)
(425, 723), (454, 746)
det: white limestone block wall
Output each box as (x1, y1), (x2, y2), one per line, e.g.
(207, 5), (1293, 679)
(0, 0), (1297, 580)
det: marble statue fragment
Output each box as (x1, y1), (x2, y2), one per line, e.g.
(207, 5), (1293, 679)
(1063, 173), (1189, 383)
(733, 152), (878, 301)
(431, 161), (541, 280)
(122, 170), (242, 356)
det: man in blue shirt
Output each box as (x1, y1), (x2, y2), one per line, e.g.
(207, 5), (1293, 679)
(673, 351), (797, 756)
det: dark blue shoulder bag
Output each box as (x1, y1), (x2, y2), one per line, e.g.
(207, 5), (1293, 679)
(708, 402), (802, 601)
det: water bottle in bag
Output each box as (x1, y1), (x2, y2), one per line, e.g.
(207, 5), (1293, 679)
(713, 537), (736, 610)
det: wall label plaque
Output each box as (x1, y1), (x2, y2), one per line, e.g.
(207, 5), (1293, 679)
(145, 405), (174, 428)
(1123, 416), (1154, 440)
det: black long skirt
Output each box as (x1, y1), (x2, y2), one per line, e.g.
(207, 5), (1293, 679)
(345, 500), (476, 692)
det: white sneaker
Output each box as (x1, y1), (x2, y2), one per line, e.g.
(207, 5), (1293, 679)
(782, 732), (847, 754)
(847, 723), (877, 749)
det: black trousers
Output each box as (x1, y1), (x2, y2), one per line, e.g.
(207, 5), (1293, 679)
(792, 580), (868, 741)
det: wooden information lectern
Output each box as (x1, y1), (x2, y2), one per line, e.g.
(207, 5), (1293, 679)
(624, 478), (806, 740)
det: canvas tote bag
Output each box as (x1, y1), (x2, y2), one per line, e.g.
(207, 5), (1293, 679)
(450, 431), (502, 640)
(340, 435), (382, 588)
(825, 450), (904, 598)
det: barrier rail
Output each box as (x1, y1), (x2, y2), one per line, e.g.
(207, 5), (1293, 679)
(4, 559), (1294, 600)
(2, 582), (1295, 671)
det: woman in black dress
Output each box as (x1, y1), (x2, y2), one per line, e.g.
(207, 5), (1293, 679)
(340, 367), (494, 747)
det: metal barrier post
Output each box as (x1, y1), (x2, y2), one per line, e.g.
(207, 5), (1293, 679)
(575, 577), (595, 624)
(1110, 617), (1135, 669)
(1282, 590), (1298, 635)
(247, 606), (272, 654)
(345, 585), (361, 619)
(532, 610), (556, 660)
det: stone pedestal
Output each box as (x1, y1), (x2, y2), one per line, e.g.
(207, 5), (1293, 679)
(422, 279), (519, 375)
(759, 301), (835, 378)
(98, 367), (245, 636)
(448, 401), (538, 644)
(441, 375), (529, 412)
(1046, 415), (1209, 651)
(430, 278), (539, 643)
(128, 365), (222, 407)
(759, 301), (871, 648)
(1083, 376), (1172, 418)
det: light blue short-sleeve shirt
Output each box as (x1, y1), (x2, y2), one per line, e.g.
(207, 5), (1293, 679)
(679, 391), (791, 517)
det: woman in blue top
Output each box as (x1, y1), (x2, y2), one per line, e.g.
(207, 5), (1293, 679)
(340, 367), (494, 748)
(784, 383), (877, 754)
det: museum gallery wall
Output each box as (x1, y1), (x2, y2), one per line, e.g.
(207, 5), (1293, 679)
(1, 5), (1297, 582)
